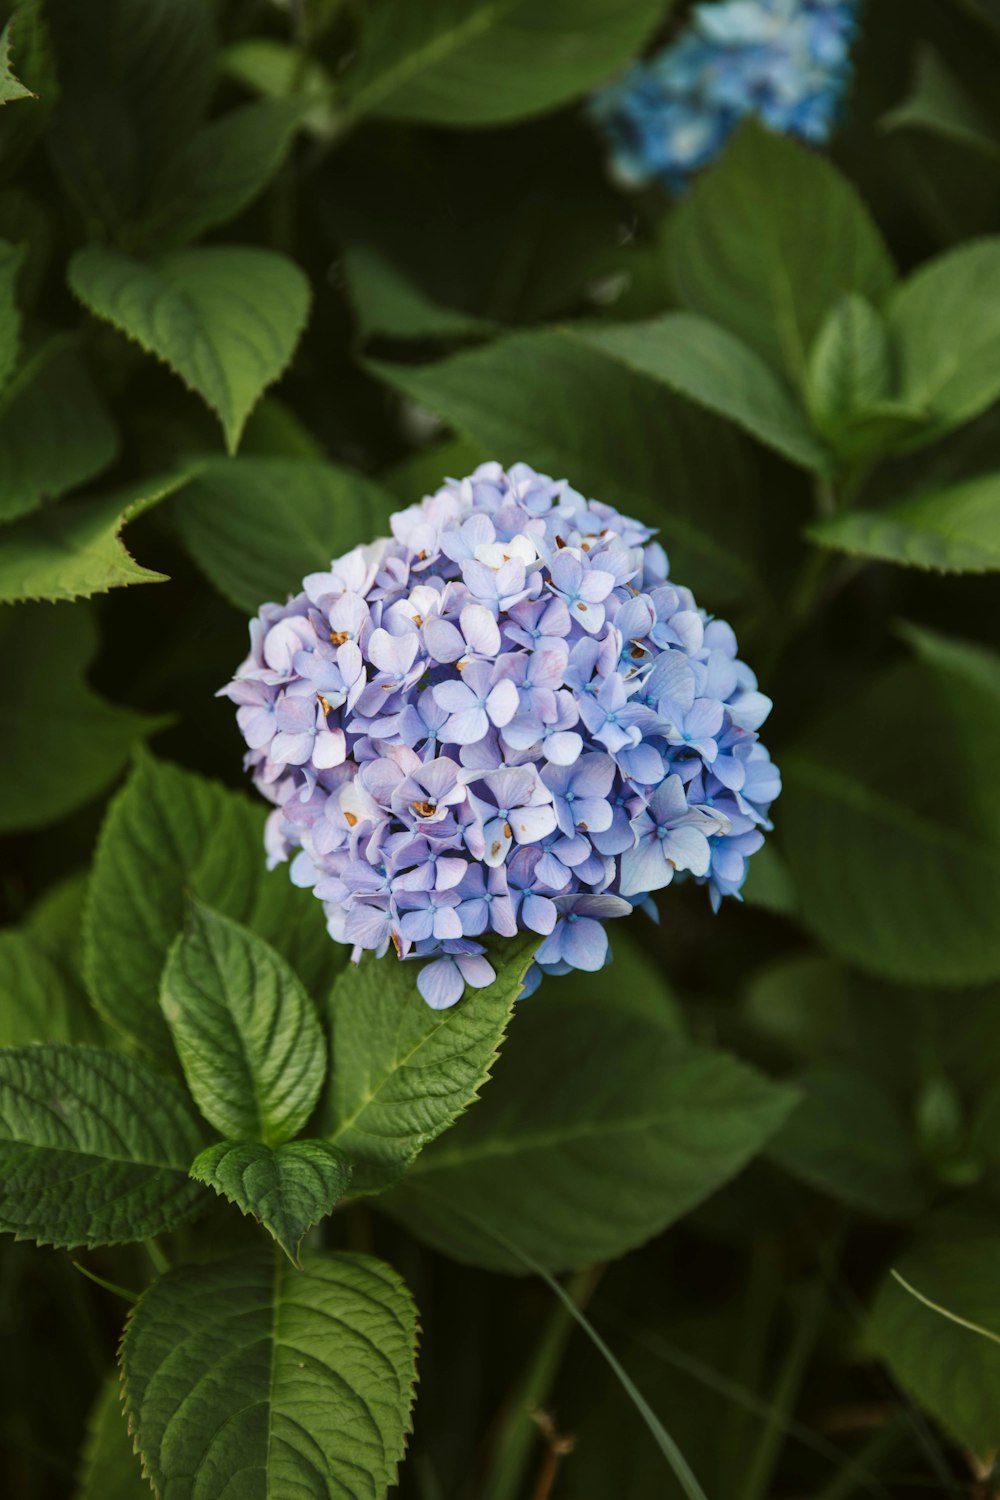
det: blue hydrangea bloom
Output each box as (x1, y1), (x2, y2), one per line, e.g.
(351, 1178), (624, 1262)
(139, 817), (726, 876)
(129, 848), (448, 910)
(222, 463), (780, 1009)
(589, 0), (860, 193)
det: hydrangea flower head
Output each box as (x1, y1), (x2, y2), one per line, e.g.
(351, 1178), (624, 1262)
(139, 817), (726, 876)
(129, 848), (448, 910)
(589, 0), (860, 193)
(222, 463), (780, 1008)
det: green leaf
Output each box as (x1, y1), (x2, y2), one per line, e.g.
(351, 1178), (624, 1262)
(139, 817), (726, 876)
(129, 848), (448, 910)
(766, 1064), (925, 1218)
(381, 997), (797, 1272)
(347, 0), (666, 127)
(0, 1044), (207, 1249)
(145, 98), (311, 249)
(162, 904), (326, 1145)
(322, 936), (536, 1194)
(85, 752), (337, 1061)
(810, 469), (1000, 572)
(667, 124), (896, 383)
(191, 1139), (352, 1265)
(68, 245), (311, 453)
(222, 39), (336, 139)
(572, 927), (686, 1034)
(122, 1249), (419, 1499)
(0, 926), (100, 1047)
(75, 1373), (147, 1500)
(46, 0), (216, 234)
(882, 46), (1000, 158)
(173, 456), (398, 614)
(0, 237), (24, 391)
(806, 294), (890, 431)
(739, 841), (799, 917)
(0, 471), (182, 603)
(577, 313), (829, 472)
(0, 338), (118, 522)
(889, 238), (1000, 442)
(0, 602), (168, 835)
(343, 244), (496, 342)
(0, 16), (36, 104)
(872, 1228), (1000, 1458)
(899, 624), (1000, 841)
(370, 330), (761, 606)
(780, 663), (1000, 985)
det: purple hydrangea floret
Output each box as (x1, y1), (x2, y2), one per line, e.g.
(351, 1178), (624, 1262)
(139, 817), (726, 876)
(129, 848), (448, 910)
(221, 462), (780, 1008)
(589, 0), (860, 194)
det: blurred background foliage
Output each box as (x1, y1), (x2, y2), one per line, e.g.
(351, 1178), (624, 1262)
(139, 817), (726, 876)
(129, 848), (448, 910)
(3, 0), (1000, 1495)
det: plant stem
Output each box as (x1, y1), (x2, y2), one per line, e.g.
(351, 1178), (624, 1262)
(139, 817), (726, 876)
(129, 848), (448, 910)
(810, 1417), (908, 1500)
(481, 1266), (601, 1500)
(741, 1271), (831, 1500)
(71, 1260), (138, 1304)
(723, 1241), (782, 1467)
(144, 1238), (170, 1276)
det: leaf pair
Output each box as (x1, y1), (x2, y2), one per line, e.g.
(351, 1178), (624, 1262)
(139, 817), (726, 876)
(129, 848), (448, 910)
(163, 901), (351, 1265)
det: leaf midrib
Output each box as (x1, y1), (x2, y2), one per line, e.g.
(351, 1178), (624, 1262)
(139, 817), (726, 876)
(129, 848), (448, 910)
(350, 0), (524, 114)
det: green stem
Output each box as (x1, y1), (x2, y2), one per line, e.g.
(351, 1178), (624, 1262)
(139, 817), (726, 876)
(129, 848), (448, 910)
(480, 1266), (601, 1500)
(71, 1260), (139, 1304)
(809, 1417), (908, 1500)
(144, 1238), (170, 1277)
(741, 1271), (831, 1500)
(723, 1242), (782, 1467)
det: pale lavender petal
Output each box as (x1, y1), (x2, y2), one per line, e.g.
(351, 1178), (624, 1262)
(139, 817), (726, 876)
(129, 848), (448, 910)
(423, 617), (465, 664)
(620, 839), (672, 898)
(561, 916), (608, 971)
(460, 603), (501, 656)
(455, 953), (496, 991)
(486, 677), (519, 728)
(418, 957), (465, 1009)
(511, 803), (557, 844)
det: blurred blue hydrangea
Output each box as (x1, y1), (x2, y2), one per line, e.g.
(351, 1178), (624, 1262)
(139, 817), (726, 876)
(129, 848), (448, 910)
(589, 0), (860, 193)
(222, 463), (780, 1009)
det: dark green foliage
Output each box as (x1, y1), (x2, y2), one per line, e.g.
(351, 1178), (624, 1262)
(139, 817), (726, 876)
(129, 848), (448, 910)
(3, 2), (1000, 1496)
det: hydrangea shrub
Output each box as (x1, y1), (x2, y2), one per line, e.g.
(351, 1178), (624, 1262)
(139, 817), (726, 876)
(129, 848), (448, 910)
(3, 0), (1000, 1496)
(223, 463), (779, 1006)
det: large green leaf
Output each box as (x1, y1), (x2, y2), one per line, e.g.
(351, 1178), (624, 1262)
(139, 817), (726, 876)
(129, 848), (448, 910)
(122, 1249), (419, 1500)
(576, 313), (829, 472)
(191, 1139), (352, 1265)
(766, 1064), (926, 1218)
(0, 338), (117, 522)
(0, 1044), (207, 1248)
(780, 661), (1000, 985)
(0, 237), (24, 391)
(0, 471), (182, 603)
(381, 997), (797, 1272)
(322, 936), (536, 1194)
(370, 331), (761, 605)
(85, 753), (337, 1061)
(872, 1226), (1000, 1459)
(0, 925), (99, 1047)
(889, 239), (1000, 443)
(343, 244), (496, 343)
(69, 245), (310, 453)
(347, 0), (666, 127)
(46, 0), (216, 233)
(900, 624), (1000, 840)
(173, 456), (398, 614)
(0, 602), (167, 835)
(809, 469), (1000, 572)
(162, 904), (326, 1145)
(75, 1373), (148, 1500)
(667, 124), (895, 383)
(145, 98), (310, 249)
